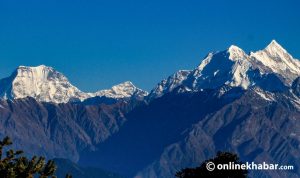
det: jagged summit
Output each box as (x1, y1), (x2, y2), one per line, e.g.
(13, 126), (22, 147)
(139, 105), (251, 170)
(228, 45), (243, 53)
(227, 44), (248, 61)
(265, 40), (286, 53)
(228, 45), (241, 52)
(250, 40), (300, 84)
(95, 81), (148, 99)
(253, 40), (292, 59)
(148, 70), (192, 99)
(1, 40), (298, 102)
(0, 65), (148, 103)
(149, 40), (300, 99)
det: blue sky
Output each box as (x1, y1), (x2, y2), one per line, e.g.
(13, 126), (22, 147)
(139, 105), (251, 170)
(0, 0), (299, 91)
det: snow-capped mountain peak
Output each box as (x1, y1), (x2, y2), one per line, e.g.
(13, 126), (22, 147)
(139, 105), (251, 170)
(264, 40), (287, 54)
(0, 65), (148, 103)
(228, 45), (247, 61)
(16, 65), (64, 81)
(250, 40), (300, 84)
(0, 65), (90, 103)
(148, 70), (192, 99)
(192, 45), (252, 89)
(95, 81), (148, 99)
(149, 40), (300, 99)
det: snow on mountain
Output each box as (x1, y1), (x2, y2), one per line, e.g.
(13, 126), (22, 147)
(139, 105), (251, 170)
(148, 70), (192, 99)
(95, 81), (148, 99)
(253, 87), (275, 101)
(250, 40), (300, 84)
(192, 45), (252, 89)
(149, 40), (300, 99)
(0, 65), (147, 103)
(0, 65), (90, 103)
(1, 40), (298, 103)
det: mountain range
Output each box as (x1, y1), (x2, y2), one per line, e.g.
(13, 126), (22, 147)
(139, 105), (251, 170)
(149, 40), (300, 99)
(0, 65), (148, 103)
(0, 40), (299, 178)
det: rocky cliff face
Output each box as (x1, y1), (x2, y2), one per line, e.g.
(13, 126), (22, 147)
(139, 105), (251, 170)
(78, 87), (244, 177)
(135, 86), (300, 178)
(0, 97), (140, 162)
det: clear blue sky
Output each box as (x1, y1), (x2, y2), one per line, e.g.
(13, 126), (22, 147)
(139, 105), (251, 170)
(0, 0), (299, 91)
